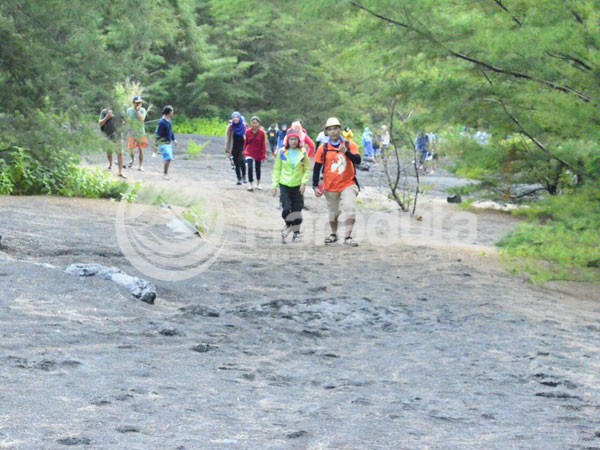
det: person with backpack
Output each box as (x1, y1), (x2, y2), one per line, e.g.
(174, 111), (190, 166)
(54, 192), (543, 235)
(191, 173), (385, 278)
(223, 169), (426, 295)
(272, 127), (311, 243)
(98, 104), (126, 178)
(276, 124), (287, 149)
(225, 111), (247, 185)
(312, 117), (362, 247)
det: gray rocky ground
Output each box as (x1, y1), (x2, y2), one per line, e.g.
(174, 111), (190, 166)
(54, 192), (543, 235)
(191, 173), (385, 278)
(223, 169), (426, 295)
(0, 135), (598, 449)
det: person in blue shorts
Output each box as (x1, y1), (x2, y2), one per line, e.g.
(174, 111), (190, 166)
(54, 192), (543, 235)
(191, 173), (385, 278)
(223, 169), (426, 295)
(155, 105), (177, 180)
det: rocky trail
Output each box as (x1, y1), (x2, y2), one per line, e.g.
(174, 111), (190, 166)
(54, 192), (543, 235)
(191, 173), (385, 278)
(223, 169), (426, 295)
(0, 135), (598, 449)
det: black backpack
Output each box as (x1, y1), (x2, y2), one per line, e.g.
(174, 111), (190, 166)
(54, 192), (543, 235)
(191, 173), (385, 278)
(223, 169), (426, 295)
(321, 141), (361, 191)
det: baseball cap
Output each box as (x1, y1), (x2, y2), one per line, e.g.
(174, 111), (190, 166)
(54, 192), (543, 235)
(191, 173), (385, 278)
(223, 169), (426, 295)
(132, 96), (143, 103)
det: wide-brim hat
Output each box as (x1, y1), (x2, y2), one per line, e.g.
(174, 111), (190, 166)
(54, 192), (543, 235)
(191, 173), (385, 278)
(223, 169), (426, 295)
(325, 117), (342, 129)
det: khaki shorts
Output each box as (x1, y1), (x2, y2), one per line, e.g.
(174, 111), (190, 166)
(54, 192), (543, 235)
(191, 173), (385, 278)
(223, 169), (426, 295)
(324, 185), (359, 222)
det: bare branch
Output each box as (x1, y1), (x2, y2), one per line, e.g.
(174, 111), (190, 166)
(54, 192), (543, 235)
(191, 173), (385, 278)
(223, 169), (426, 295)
(489, 98), (574, 171)
(545, 51), (593, 72)
(491, 0), (522, 27)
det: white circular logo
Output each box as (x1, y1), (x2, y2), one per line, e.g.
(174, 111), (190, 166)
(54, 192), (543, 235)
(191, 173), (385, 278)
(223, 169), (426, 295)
(115, 188), (226, 281)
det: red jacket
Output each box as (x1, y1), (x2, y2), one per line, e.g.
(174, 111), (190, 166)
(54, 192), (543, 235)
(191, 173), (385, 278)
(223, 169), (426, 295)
(243, 128), (267, 161)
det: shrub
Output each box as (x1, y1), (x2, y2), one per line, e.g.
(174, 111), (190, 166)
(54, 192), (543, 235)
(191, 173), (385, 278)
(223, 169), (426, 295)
(173, 117), (228, 137)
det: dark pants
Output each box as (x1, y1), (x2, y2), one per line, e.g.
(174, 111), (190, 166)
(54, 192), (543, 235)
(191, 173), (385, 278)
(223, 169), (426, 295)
(246, 158), (262, 183)
(232, 140), (246, 181)
(269, 140), (277, 155)
(279, 185), (304, 228)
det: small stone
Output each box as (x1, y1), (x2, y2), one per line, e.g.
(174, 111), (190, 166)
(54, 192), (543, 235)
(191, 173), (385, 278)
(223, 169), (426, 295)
(287, 431), (308, 439)
(192, 343), (210, 353)
(56, 437), (92, 446)
(117, 426), (140, 433)
(159, 328), (184, 337)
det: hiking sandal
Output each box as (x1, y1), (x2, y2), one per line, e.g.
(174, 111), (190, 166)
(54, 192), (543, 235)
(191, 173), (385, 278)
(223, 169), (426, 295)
(324, 234), (338, 245)
(343, 236), (359, 247)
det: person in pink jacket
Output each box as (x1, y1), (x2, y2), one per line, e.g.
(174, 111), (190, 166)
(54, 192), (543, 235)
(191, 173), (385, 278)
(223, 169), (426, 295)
(283, 120), (316, 158)
(243, 116), (268, 191)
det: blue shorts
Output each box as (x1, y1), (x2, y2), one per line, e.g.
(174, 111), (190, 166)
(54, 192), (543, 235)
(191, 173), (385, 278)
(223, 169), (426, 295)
(159, 144), (173, 161)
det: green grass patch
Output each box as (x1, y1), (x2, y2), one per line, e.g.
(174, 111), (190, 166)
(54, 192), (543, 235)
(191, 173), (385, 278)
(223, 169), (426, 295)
(173, 117), (228, 137)
(184, 140), (209, 160)
(497, 187), (600, 282)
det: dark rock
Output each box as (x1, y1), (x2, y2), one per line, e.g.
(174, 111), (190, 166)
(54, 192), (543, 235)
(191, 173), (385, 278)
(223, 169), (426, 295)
(57, 437), (92, 446)
(179, 305), (220, 317)
(192, 343), (210, 353)
(159, 328), (185, 337)
(535, 392), (582, 400)
(287, 431), (308, 439)
(117, 426), (140, 433)
(65, 263), (157, 304)
(447, 194), (462, 203)
(61, 360), (82, 367)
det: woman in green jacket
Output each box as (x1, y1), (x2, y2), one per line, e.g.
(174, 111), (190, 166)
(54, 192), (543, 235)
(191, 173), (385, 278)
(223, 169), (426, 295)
(271, 127), (311, 243)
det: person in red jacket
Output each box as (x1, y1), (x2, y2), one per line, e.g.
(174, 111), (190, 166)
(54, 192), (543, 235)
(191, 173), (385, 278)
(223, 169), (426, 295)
(243, 116), (267, 191)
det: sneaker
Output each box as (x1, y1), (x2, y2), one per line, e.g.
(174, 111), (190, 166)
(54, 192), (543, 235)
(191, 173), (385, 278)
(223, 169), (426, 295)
(343, 236), (359, 247)
(292, 232), (301, 242)
(256, 184), (263, 190)
(138, 167), (145, 172)
(281, 225), (292, 239)
(242, 177), (248, 184)
(163, 174), (171, 180)
(236, 180), (242, 185)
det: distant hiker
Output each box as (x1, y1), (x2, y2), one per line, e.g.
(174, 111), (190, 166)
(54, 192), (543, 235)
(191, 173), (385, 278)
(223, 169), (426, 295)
(425, 132), (440, 174)
(342, 127), (354, 142)
(283, 120), (316, 158)
(126, 96), (148, 171)
(313, 117), (362, 247)
(243, 116), (267, 191)
(362, 126), (374, 160)
(381, 125), (390, 158)
(276, 124), (287, 149)
(316, 128), (328, 148)
(155, 105), (177, 180)
(272, 127), (311, 243)
(372, 130), (381, 163)
(267, 123), (279, 158)
(415, 131), (429, 172)
(99, 105), (125, 178)
(225, 111), (247, 185)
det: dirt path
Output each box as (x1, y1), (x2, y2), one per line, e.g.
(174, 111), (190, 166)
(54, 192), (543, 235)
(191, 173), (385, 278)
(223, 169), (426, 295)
(0, 136), (598, 449)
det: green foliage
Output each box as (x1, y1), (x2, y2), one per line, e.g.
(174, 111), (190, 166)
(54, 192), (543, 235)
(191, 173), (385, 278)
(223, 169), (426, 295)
(0, 146), (129, 199)
(498, 187), (600, 281)
(184, 141), (209, 160)
(173, 117), (228, 137)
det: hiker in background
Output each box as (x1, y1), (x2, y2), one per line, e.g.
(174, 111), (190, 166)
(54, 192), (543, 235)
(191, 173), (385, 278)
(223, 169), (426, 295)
(342, 127), (354, 142)
(267, 123), (279, 159)
(243, 116), (267, 191)
(316, 127), (328, 149)
(415, 130), (429, 173)
(99, 104), (125, 178)
(225, 111), (247, 185)
(276, 123), (288, 149)
(155, 105), (177, 180)
(126, 96), (148, 171)
(312, 117), (362, 247)
(283, 120), (316, 158)
(362, 126), (374, 161)
(425, 132), (440, 174)
(380, 125), (390, 158)
(272, 127), (311, 243)
(372, 129), (381, 164)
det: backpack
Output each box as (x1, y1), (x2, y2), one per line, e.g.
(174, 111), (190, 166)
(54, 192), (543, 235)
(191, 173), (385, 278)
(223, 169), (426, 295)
(321, 141), (361, 191)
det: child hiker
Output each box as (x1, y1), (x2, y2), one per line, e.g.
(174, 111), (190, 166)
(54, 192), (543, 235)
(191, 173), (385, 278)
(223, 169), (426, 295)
(272, 127), (311, 243)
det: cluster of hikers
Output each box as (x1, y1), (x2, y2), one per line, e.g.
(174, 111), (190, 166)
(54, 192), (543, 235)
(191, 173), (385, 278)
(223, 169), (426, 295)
(99, 100), (441, 246)
(99, 96), (176, 180)
(225, 113), (364, 246)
